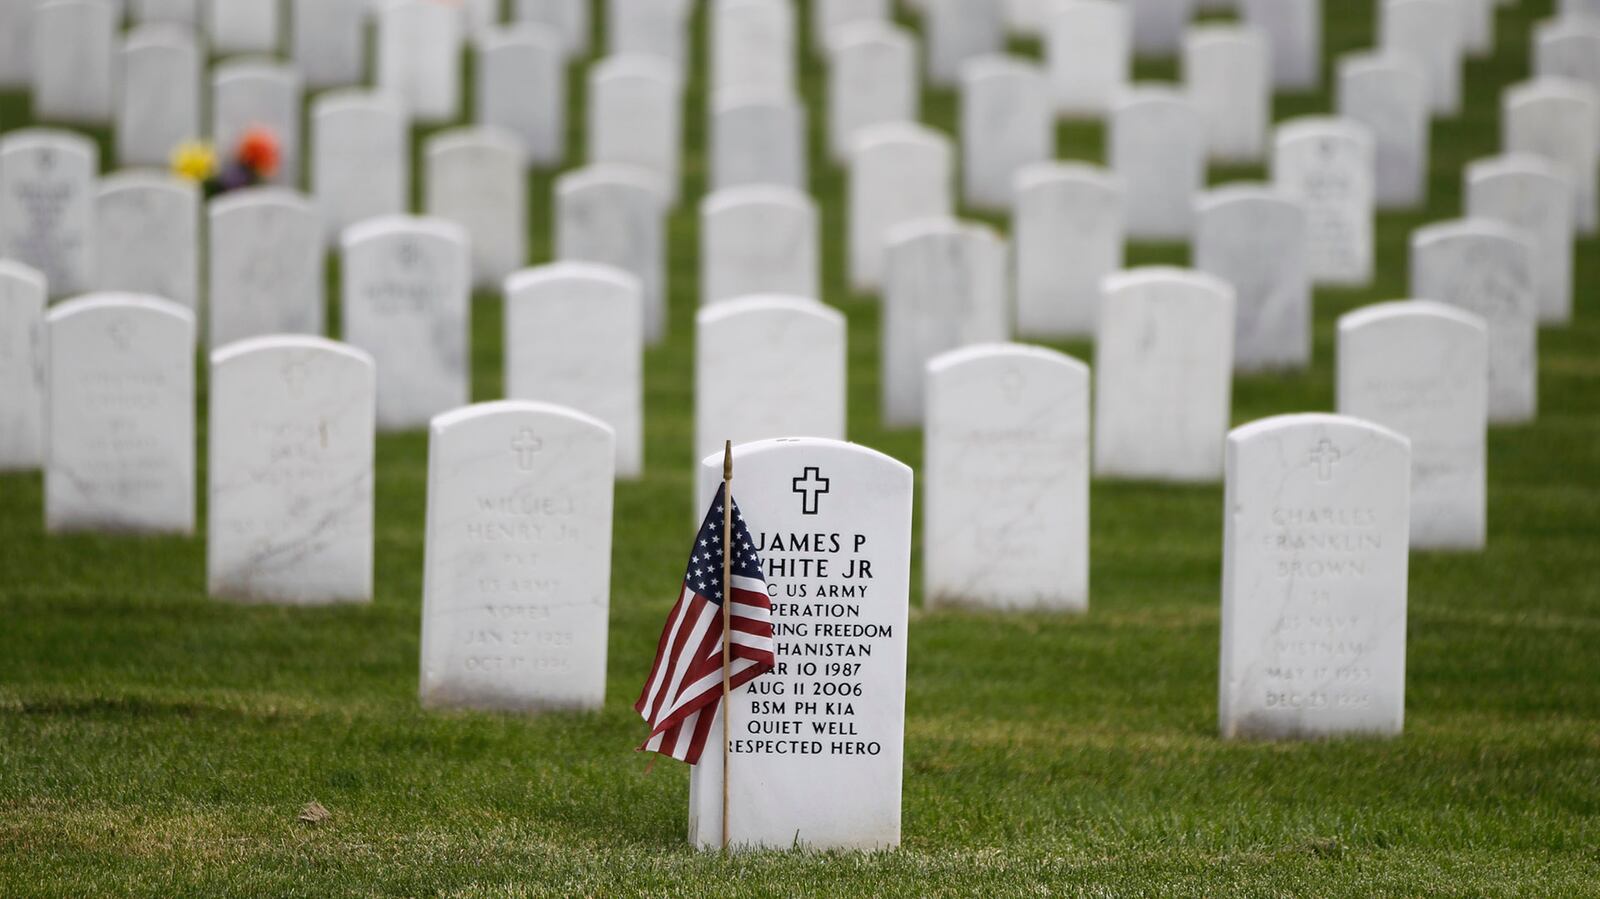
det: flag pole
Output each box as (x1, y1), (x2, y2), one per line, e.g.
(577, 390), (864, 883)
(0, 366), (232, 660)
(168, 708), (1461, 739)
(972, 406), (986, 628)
(720, 439), (734, 853)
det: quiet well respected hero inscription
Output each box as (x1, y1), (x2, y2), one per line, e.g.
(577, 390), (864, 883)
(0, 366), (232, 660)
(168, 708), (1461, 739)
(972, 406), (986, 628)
(688, 437), (912, 851)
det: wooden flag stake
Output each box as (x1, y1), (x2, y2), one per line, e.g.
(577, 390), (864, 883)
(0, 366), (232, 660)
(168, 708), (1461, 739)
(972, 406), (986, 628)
(720, 440), (734, 853)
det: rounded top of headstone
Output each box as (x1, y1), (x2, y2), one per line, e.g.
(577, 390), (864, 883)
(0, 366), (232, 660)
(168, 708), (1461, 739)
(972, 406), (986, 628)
(1228, 413), (1409, 457)
(885, 216), (1002, 253)
(0, 259), (47, 294)
(1048, 0), (1125, 24)
(424, 125), (524, 159)
(208, 185), (315, 217)
(210, 334), (375, 370)
(1465, 152), (1569, 187)
(429, 399), (615, 440)
(1337, 50), (1426, 83)
(213, 56), (301, 85)
(591, 53), (682, 88)
(98, 169), (198, 199)
(1537, 16), (1600, 42)
(697, 294), (841, 327)
(1275, 115), (1374, 150)
(1197, 182), (1301, 215)
(0, 127), (98, 160)
(477, 21), (564, 52)
(927, 342), (1089, 380)
(700, 436), (913, 484)
(851, 121), (952, 159)
(312, 88), (406, 118)
(712, 86), (802, 115)
(1411, 217), (1535, 253)
(341, 214), (469, 252)
(556, 163), (670, 204)
(828, 19), (912, 55)
(1185, 23), (1267, 50)
(959, 53), (1044, 85)
(124, 21), (198, 50)
(504, 261), (642, 298)
(46, 292), (194, 326)
(1103, 266), (1236, 304)
(1505, 77), (1600, 108)
(1115, 82), (1190, 109)
(1013, 160), (1119, 194)
(1338, 299), (1488, 336)
(701, 183), (814, 216)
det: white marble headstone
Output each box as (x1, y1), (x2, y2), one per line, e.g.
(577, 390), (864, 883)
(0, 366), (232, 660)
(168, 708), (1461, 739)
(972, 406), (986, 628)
(292, 0), (366, 90)
(711, 91), (808, 193)
(477, 24), (567, 168)
(341, 216), (472, 432)
(1410, 220), (1537, 424)
(1240, 0), (1320, 92)
(1502, 79), (1600, 235)
(1183, 25), (1270, 164)
(694, 296), (847, 504)
(95, 172), (199, 312)
(1110, 85), (1204, 240)
(0, 129), (97, 299)
(687, 437), (912, 852)
(1380, 0), (1462, 116)
(504, 263), (644, 479)
(827, 22), (918, 164)
(882, 219), (1008, 428)
(424, 127), (529, 290)
(208, 188), (324, 346)
(925, 0), (1003, 87)
(587, 55), (684, 206)
(1535, 19), (1600, 104)
(1127, 0), (1196, 58)
(208, 335), (375, 605)
(1046, 0), (1129, 118)
(514, 0), (590, 58)
(0, 0), (37, 88)
(0, 261), (47, 470)
(207, 0), (280, 54)
(960, 56), (1053, 212)
(378, 0), (463, 124)
(212, 60), (302, 187)
(812, 0), (887, 52)
(711, 0), (795, 97)
(1338, 301), (1487, 550)
(1013, 162), (1123, 340)
(45, 294), (195, 534)
(924, 343), (1090, 612)
(420, 400), (615, 712)
(1466, 155), (1574, 326)
(1094, 268), (1234, 481)
(135, 0), (199, 25)
(117, 24), (202, 169)
(1220, 413), (1410, 739)
(1272, 117), (1375, 287)
(555, 164), (668, 345)
(607, 0), (690, 69)
(1337, 53), (1429, 211)
(700, 186), (819, 307)
(312, 90), (409, 248)
(33, 0), (118, 125)
(1195, 185), (1311, 372)
(848, 123), (953, 293)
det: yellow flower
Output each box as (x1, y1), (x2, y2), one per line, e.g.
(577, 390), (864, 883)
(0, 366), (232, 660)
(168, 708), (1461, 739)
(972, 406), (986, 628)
(170, 141), (217, 182)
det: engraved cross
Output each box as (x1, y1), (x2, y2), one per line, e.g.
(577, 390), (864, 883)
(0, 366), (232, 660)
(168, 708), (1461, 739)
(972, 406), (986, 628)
(512, 428), (541, 470)
(1309, 439), (1341, 482)
(792, 467), (830, 515)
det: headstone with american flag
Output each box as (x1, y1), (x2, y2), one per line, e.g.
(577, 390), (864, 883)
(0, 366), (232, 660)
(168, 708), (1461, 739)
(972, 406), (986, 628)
(635, 482), (776, 763)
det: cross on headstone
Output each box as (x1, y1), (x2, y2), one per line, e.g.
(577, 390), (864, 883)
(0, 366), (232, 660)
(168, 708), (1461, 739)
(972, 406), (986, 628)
(106, 317), (133, 351)
(792, 466), (830, 515)
(1309, 439), (1341, 481)
(999, 365), (1024, 403)
(281, 358), (309, 396)
(512, 428), (541, 470)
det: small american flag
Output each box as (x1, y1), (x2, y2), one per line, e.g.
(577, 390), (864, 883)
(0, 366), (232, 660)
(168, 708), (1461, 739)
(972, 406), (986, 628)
(635, 484), (775, 763)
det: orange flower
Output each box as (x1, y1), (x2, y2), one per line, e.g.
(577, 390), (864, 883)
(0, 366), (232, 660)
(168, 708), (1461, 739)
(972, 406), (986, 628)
(236, 126), (280, 178)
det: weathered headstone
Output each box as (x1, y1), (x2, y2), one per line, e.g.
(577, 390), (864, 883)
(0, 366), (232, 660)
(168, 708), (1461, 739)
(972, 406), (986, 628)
(588, 55), (684, 205)
(960, 56), (1053, 212)
(1338, 301), (1487, 550)
(45, 294), (194, 534)
(1220, 413), (1411, 739)
(925, 0), (1003, 87)
(924, 343), (1090, 611)
(694, 296), (847, 503)
(711, 90), (808, 193)
(0, 261), (47, 470)
(378, 0), (463, 124)
(607, 0), (690, 69)
(826, 22), (918, 164)
(424, 127), (528, 290)
(1183, 25), (1270, 164)
(208, 188), (324, 346)
(1380, 0), (1461, 116)
(848, 123), (953, 293)
(1503, 79), (1599, 235)
(207, 0), (280, 54)
(1127, 0), (1196, 58)
(1272, 117), (1375, 287)
(212, 60), (302, 187)
(882, 219), (1008, 428)
(1240, 0), (1320, 92)
(207, 335), (376, 605)
(1110, 85), (1204, 240)
(1195, 185), (1311, 372)
(1466, 155), (1574, 325)
(1410, 220), (1537, 424)
(514, 0), (590, 59)
(555, 164), (668, 344)
(700, 186), (819, 307)
(1013, 162), (1123, 340)
(341, 216), (471, 431)
(504, 263), (644, 479)
(312, 90), (409, 248)
(95, 172), (199, 312)
(117, 24), (202, 168)
(292, 0), (366, 90)
(711, 0), (794, 97)
(686, 437), (913, 851)
(477, 24), (567, 168)
(1046, 0), (1129, 118)
(1094, 268), (1234, 481)
(420, 401), (616, 711)
(0, 129), (97, 299)
(1337, 52), (1429, 210)
(33, 0), (117, 125)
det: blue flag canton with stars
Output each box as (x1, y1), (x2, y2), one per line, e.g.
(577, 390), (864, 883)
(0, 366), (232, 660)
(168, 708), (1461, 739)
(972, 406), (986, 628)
(685, 484), (765, 606)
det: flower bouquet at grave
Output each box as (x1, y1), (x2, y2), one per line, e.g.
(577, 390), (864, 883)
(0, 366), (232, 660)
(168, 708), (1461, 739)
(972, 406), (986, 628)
(170, 126), (280, 198)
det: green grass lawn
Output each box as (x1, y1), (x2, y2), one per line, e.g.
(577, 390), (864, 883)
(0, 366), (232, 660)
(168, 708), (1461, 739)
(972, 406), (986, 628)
(2, 1), (1598, 895)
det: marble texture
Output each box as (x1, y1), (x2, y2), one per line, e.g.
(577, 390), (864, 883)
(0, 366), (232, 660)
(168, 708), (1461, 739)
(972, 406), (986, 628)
(882, 219), (1008, 428)
(477, 24), (567, 168)
(924, 343), (1090, 611)
(0, 129), (97, 299)
(1110, 85), (1204, 240)
(95, 172), (200, 312)
(1272, 117), (1375, 287)
(1240, 0), (1320, 92)
(960, 56), (1052, 212)
(117, 24), (202, 169)
(588, 55), (683, 206)
(1046, 0), (1129, 118)
(1503, 79), (1599, 235)
(207, 336), (376, 605)
(1380, 0), (1462, 116)
(45, 294), (195, 534)
(700, 186), (819, 307)
(1195, 185), (1311, 372)
(687, 437), (912, 851)
(292, 0), (365, 89)
(341, 216), (472, 432)
(378, 0), (463, 124)
(33, 0), (117, 125)
(826, 22), (918, 164)
(848, 123), (953, 292)
(1220, 413), (1411, 739)
(312, 90), (409, 248)
(711, 91), (808, 193)
(1339, 301), (1488, 550)
(1337, 53), (1429, 210)
(924, 0), (1003, 87)
(0, 261), (47, 470)
(212, 60), (302, 187)
(555, 164), (668, 344)
(1183, 25), (1270, 164)
(208, 188), (324, 346)
(420, 401), (615, 712)
(1410, 219), (1538, 424)
(425, 127), (528, 289)
(504, 263), (644, 479)
(1466, 155), (1575, 325)
(1094, 268), (1235, 482)
(1013, 162), (1123, 340)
